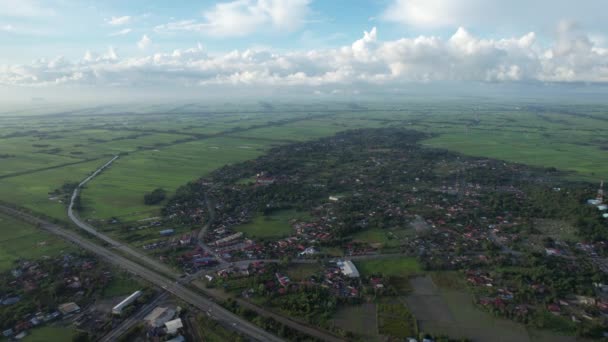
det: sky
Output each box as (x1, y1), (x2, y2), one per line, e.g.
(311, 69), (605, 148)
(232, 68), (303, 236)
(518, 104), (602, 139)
(1, 0), (607, 102)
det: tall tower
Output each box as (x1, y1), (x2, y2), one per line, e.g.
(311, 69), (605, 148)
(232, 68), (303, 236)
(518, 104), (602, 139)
(598, 181), (605, 204)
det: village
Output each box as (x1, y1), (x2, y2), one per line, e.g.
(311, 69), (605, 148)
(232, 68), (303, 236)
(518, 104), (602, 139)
(4, 128), (608, 341)
(0, 247), (200, 342)
(159, 128), (608, 338)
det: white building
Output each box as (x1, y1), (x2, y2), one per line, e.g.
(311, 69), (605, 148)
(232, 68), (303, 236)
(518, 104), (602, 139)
(299, 247), (317, 256)
(144, 306), (175, 328)
(112, 290), (142, 315)
(165, 318), (183, 334)
(58, 302), (80, 315)
(337, 260), (360, 278)
(213, 232), (243, 246)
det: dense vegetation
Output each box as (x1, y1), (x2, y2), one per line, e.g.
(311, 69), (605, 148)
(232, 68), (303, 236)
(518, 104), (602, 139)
(165, 127), (608, 338)
(143, 188), (166, 205)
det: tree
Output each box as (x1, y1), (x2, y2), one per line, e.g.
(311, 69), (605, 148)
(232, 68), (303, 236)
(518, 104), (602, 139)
(144, 188), (166, 205)
(72, 331), (91, 342)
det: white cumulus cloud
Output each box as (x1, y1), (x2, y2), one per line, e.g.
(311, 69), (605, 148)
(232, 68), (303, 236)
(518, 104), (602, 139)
(155, 0), (311, 37)
(137, 34), (152, 50)
(109, 28), (132, 37)
(106, 16), (131, 26)
(1, 25), (607, 89)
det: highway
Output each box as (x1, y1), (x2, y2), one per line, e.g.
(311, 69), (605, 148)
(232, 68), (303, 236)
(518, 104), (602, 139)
(64, 157), (323, 341)
(67, 156), (178, 277)
(0, 205), (284, 342)
(100, 292), (169, 342)
(55, 156), (347, 341)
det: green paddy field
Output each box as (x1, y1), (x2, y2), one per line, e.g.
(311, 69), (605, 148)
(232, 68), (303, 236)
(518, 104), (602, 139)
(0, 100), (606, 230)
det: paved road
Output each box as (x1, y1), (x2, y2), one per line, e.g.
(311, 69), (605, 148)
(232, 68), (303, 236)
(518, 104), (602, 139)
(67, 156), (178, 277)
(196, 192), (231, 268)
(64, 158), (345, 341)
(100, 292), (169, 342)
(0, 205), (284, 342)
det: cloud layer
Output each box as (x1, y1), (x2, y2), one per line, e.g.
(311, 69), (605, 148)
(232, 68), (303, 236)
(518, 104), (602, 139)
(155, 0), (311, 37)
(383, 0), (606, 32)
(1, 25), (607, 89)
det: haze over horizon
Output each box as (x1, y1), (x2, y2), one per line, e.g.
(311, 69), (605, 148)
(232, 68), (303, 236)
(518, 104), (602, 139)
(1, 0), (607, 103)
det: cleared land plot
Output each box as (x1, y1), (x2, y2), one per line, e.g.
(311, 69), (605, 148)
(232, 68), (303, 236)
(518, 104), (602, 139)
(355, 257), (422, 277)
(332, 303), (379, 340)
(533, 219), (578, 242)
(233, 209), (310, 239)
(408, 274), (574, 342)
(0, 213), (72, 272)
(405, 276), (454, 324)
(377, 301), (417, 339)
(350, 228), (405, 248)
(81, 137), (275, 221)
(286, 263), (322, 281)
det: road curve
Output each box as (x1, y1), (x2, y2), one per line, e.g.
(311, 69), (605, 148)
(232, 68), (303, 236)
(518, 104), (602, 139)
(0, 205), (284, 342)
(66, 157), (346, 342)
(67, 156), (177, 277)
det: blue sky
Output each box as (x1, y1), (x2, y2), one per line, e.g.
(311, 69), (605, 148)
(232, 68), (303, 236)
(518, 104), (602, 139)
(1, 0), (607, 102)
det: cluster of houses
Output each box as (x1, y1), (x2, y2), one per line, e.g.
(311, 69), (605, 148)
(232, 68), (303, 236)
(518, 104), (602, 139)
(175, 246), (218, 273)
(467, 267), (608, 325)
(317, 261), (361, 298)
(215, 261), (267, 279)
(2, 308), (65, 340)
(1, 255), (110, 340)
(143, 230), (198, 251)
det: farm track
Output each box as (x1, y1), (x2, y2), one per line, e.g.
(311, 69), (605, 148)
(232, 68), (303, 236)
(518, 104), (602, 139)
(0, 157), (104, 180)
(0, 110), (335, 181)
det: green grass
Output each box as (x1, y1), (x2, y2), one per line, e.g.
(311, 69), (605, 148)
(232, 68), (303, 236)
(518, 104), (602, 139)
(332, 303), (379, 340)
(233, 209), (310, 239)
(102, 274), (142, 298)
(533, 219), (578, 242)
(320, 246), (345, 257)
(377, 302), (417, 338)
(350, 228), (402, 248)
(286, 263), (322, 281)
(22, 326), (74, 342)
(0, 159), (108, 221)
(1, 102), (608, 258)
(423, 127), (607, 180)
(80, 137), (274, 221)
(0, 213), (72, 272)
(355, 257), (422, 277)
